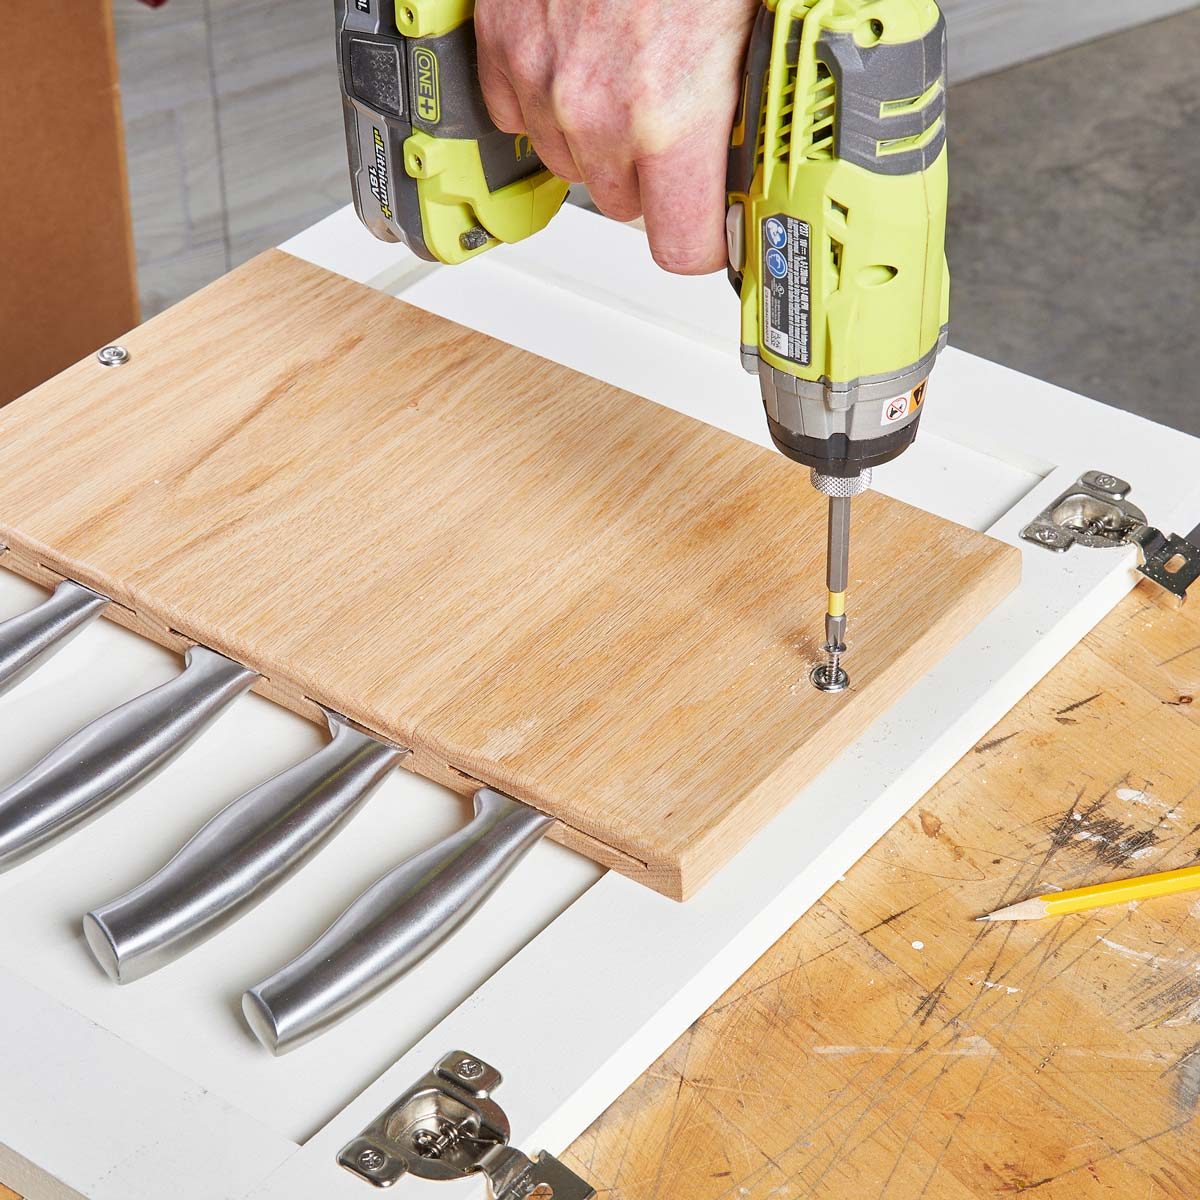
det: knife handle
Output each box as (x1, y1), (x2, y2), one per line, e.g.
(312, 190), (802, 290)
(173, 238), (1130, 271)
(0, 646), (256, 871)
(84, 714), (407, 983)
(242, 788), (553, 1054)
(0, 580), (108, 697)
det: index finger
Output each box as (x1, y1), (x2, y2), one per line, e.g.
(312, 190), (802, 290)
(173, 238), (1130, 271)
(635, 124), (729, 275)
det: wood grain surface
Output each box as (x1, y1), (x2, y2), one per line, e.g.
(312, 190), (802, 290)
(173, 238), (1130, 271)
(0, 251), (1017, 898)
(564, 583), (1200, 1197)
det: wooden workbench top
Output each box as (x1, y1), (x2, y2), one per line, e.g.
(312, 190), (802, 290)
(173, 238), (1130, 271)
(563, 582), (1200, 1198)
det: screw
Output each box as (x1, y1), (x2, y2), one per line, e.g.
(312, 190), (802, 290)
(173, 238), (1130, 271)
(456, 1057), (484, 1080)
(357, 1148), (387, 1171)
(96, 345), (130, 367)
(1033, 527), (1062, 546)
(1092, 474), (1118, 490)
(810, 657), (849, 694)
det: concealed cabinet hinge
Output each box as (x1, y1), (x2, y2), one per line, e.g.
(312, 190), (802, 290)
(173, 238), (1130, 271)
(1021, 471), (1200, 599)
(338, 1051), (596, 1198)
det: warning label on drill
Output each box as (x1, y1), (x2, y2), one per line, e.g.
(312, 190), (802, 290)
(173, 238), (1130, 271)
(761, 214), (811, 366)
(880, 379), (928, 425)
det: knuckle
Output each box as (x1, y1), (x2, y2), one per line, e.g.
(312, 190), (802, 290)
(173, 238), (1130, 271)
(506, 36), (549, 87)
(551, 71), (624, 140)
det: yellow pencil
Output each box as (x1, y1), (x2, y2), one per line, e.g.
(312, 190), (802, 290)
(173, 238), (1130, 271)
(978, 862), (1200, 921)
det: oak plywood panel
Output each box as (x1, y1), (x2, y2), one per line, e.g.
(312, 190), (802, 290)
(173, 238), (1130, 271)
(0, 252), (1018, 898)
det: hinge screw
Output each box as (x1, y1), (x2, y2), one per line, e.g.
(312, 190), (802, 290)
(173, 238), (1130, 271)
(357, 1148), (387, 1171)
(1092, 474), (1118, 491)
(96, 345), (130, 367)
(456, 1056), (484, 1080)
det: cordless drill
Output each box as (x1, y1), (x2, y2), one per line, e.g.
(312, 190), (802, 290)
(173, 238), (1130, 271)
(727, 0), (949, 690)
(336, 0), (949, 691)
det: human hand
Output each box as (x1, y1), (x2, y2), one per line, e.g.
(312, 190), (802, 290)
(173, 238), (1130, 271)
(474, 0), (759, 274)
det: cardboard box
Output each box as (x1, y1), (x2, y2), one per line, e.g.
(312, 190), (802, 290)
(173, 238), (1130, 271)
(0, 0), (139, 405)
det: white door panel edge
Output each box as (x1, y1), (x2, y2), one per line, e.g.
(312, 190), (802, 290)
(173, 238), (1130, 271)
(4, 203), (1198, 1200)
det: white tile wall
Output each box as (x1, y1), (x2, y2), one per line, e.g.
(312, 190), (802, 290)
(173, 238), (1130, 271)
(113, 0), (348, 315)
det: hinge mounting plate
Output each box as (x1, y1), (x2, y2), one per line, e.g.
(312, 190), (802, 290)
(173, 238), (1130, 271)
(338, 1050), (595, 1197)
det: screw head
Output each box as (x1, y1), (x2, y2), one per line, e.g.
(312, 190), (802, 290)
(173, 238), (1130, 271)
(456, 1057), (484, 1080)
(96, 345), (130, 367)
(810, 662), (849, 693)
(1092, 474), (1118, 491)
(1031, 526), (1066, 547)
(357, 1147), (387, 1171)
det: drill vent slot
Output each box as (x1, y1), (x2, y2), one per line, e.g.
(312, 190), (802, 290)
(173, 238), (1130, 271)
(828, 239), (843, 290)
(879, 80), (942, 117)
(877, 117), (944, 157)
(804, 63), (836, 160)
(756, 7), (836, 170)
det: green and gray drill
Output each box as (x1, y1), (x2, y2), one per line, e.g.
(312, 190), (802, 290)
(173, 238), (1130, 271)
(336, 0), (949, 692)
(727, 0), (949, 691)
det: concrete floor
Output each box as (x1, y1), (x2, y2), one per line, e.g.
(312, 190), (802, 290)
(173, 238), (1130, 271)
(114, 6), (1199, 434)
(947, 9), (1200, 434)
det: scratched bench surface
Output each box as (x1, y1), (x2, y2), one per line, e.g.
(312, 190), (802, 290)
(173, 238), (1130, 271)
(0, 251), (1017, 899)
(565, 583), (1200, 1196)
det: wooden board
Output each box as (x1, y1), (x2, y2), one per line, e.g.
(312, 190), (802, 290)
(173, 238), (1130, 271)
(564, 583), (1200, 1196)
(0, 250), (1018, 898)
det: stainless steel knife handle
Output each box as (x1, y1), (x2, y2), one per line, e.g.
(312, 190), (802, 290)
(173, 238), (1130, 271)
(0, 580), (108, 697)
(0, 646), (256, 872)
(242, 788), (554, 1054)
(84, 713), (408, 983)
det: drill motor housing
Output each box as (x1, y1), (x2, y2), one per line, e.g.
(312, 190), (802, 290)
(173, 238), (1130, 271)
(727, 0), (950, 478)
